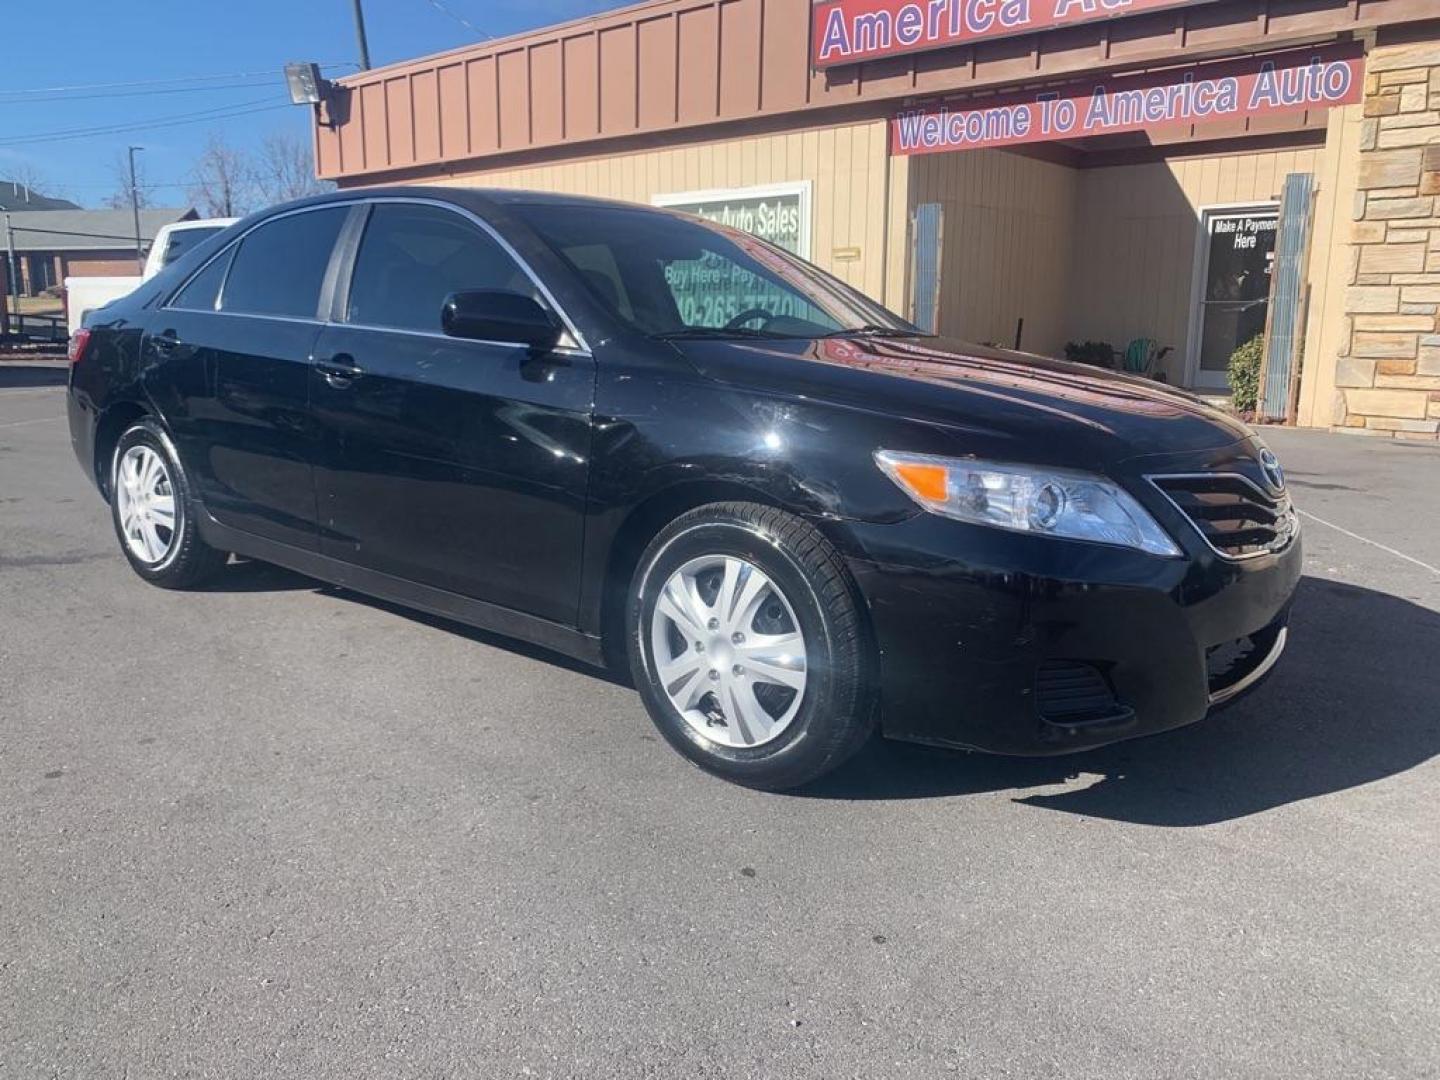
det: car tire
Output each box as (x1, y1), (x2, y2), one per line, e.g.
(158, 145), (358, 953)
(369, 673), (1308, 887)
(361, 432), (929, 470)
(627, 501), (875, 790)
(110, 418), (227, 589)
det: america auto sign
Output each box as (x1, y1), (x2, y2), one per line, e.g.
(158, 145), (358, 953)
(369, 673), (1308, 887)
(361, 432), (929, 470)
(812, 0), (1214, 69)
(891, 44), (1363, 156)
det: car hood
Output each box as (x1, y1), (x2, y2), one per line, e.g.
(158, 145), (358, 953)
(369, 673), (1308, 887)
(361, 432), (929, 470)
(672, 334), (1254, 467)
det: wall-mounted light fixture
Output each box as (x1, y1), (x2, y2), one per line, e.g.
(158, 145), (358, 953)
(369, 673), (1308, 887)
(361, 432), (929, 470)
(284, 62), (328, 106)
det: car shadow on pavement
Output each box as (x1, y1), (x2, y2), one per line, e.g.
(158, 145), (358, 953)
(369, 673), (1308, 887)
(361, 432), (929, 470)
(795, 576), (1440, 826)
(194, 557), (318, 593)
(195, 557), (631, 684)
(0, 363), (68, 388)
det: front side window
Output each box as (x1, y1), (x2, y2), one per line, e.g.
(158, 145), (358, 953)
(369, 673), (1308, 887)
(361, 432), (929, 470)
(345, 203), (538, 333)
(221, 207), (348, 319)
(514, 203), (918, 340)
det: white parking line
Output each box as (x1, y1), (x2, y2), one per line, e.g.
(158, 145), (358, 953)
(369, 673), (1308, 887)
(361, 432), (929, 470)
(1298, 508), (1440, 577)
(0, 386), (65, 396)
(0, 415), (62, 430)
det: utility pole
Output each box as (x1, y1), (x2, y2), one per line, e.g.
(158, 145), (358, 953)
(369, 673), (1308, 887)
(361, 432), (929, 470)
(127, 145), (144, 272)
(3, 211), (17, 335)
(350, 0), (372, 70)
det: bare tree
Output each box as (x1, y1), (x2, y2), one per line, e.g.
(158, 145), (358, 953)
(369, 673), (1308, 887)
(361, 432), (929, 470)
(3, 161), (63, 204)
(254, 132), (332, 205)
(187, 133), (257, 218)
(103, 151), (152, 211)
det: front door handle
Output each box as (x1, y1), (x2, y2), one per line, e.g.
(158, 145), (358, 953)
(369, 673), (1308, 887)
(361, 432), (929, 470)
(316, 353), (363, 387)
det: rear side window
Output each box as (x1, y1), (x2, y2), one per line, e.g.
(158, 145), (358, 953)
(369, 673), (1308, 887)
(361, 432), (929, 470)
(221, 207), (347, 319)
(170, 248), (233, 311)
(345, 203), (537, 333)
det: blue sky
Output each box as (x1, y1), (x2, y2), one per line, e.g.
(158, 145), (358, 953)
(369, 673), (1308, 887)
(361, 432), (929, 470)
(1, 0), (620, 208)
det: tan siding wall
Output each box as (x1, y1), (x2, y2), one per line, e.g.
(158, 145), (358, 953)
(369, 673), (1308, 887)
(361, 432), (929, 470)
(910, 150), (1080, 357)
(906, 139), (1341, 390)
(315, 0), (1431, 182)
(1069, 145), (1326, 381)
(433, 120), (899, 303)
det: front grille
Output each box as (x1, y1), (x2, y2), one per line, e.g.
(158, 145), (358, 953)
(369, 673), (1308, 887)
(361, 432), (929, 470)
(1036, 661), (1124, 724)
(1150, 474), (1297, 559)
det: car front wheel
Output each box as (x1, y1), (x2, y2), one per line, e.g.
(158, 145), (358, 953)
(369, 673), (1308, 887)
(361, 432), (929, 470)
(628, 502), (875, 790)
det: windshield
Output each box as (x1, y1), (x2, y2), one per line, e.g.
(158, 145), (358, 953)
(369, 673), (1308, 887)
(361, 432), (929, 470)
(513, 202), (922, 340)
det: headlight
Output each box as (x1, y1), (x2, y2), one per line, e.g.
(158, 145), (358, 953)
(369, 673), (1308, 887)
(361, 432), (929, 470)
(874, 450), (1181, 557)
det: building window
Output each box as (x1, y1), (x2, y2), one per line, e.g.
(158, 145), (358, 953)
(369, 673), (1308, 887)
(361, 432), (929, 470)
(25, 254), (55, 295)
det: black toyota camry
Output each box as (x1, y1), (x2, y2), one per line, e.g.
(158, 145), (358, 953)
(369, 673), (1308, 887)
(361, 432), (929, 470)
(66, 188), (1301, 790)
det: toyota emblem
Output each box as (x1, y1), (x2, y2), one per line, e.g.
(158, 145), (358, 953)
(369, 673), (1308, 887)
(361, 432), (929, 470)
(1259, 448), (1285, 492)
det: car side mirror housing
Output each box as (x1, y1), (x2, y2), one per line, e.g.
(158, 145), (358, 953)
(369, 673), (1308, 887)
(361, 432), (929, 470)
(441, 290), (562, 351)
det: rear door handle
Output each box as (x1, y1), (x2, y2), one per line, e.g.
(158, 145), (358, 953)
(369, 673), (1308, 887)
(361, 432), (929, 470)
(316, 352), (363, 387)
(152, 329), (180, 353)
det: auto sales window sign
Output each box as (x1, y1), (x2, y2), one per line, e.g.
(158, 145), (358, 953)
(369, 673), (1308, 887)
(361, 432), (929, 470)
(653, 182), (812, 258)
(812, 0), (1214, 69)
(891, 44), (1363, 157)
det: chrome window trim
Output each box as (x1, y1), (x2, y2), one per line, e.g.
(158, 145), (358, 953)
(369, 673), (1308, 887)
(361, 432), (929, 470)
(1145, 471), (1298, 563)
(331, 319), (591, 358)
(153, 307), (325, 327)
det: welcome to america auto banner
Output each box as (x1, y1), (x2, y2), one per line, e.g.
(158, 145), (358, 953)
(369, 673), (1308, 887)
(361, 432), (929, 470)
(890, 43), (1363, 156)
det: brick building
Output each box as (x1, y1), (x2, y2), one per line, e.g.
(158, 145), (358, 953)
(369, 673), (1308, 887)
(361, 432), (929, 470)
(4, 207), (197, 296)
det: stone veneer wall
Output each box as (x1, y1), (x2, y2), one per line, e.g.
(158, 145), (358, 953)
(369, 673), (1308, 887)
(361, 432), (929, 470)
(1336, 38), (1440, 440)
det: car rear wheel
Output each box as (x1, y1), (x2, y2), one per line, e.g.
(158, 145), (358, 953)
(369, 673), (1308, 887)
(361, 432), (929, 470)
(628, 502), (875, 790)
(110, 419), (227, 588)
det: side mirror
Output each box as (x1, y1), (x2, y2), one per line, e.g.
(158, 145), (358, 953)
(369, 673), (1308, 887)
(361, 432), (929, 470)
(441, 289), (561, 351)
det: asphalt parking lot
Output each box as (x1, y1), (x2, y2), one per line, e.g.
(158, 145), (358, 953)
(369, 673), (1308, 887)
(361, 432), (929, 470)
(2, 360), (1438, 1079)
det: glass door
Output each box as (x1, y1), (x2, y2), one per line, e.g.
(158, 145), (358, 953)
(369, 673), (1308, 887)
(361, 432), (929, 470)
(1191, 208), (1278, 390)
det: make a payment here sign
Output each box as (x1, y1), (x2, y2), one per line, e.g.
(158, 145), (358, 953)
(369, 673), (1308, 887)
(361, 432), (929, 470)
(890, 44), (1363, 156)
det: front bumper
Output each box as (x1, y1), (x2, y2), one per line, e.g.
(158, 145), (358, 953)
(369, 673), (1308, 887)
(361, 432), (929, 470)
(837, 511), (1302, 755)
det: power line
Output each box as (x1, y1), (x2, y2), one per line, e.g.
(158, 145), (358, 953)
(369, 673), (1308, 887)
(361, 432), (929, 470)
(0, 99), (289, 148)
(6, 225), (160, 243)
(0, 65), (357, 98)
(33, 179), (191, 191)
(0, 80), (282, 106)
(423, 0), (490, 39)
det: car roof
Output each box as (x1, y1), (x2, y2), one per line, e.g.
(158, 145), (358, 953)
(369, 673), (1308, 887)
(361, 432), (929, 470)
(164, 218), (239, 231)
(264, 185), (658, 218)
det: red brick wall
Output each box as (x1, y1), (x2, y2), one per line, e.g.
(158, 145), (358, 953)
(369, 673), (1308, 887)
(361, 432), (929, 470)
(62, 252), (142, 278)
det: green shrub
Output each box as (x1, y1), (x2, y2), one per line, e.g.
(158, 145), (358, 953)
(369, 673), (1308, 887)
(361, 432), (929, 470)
(1063, 341), (1116, 368)
(1228, 333), (1264, 413)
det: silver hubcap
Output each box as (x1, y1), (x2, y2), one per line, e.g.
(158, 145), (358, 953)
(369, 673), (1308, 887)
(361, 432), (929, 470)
(115, 445), (177, 565)
(650, 555), (808, 748)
